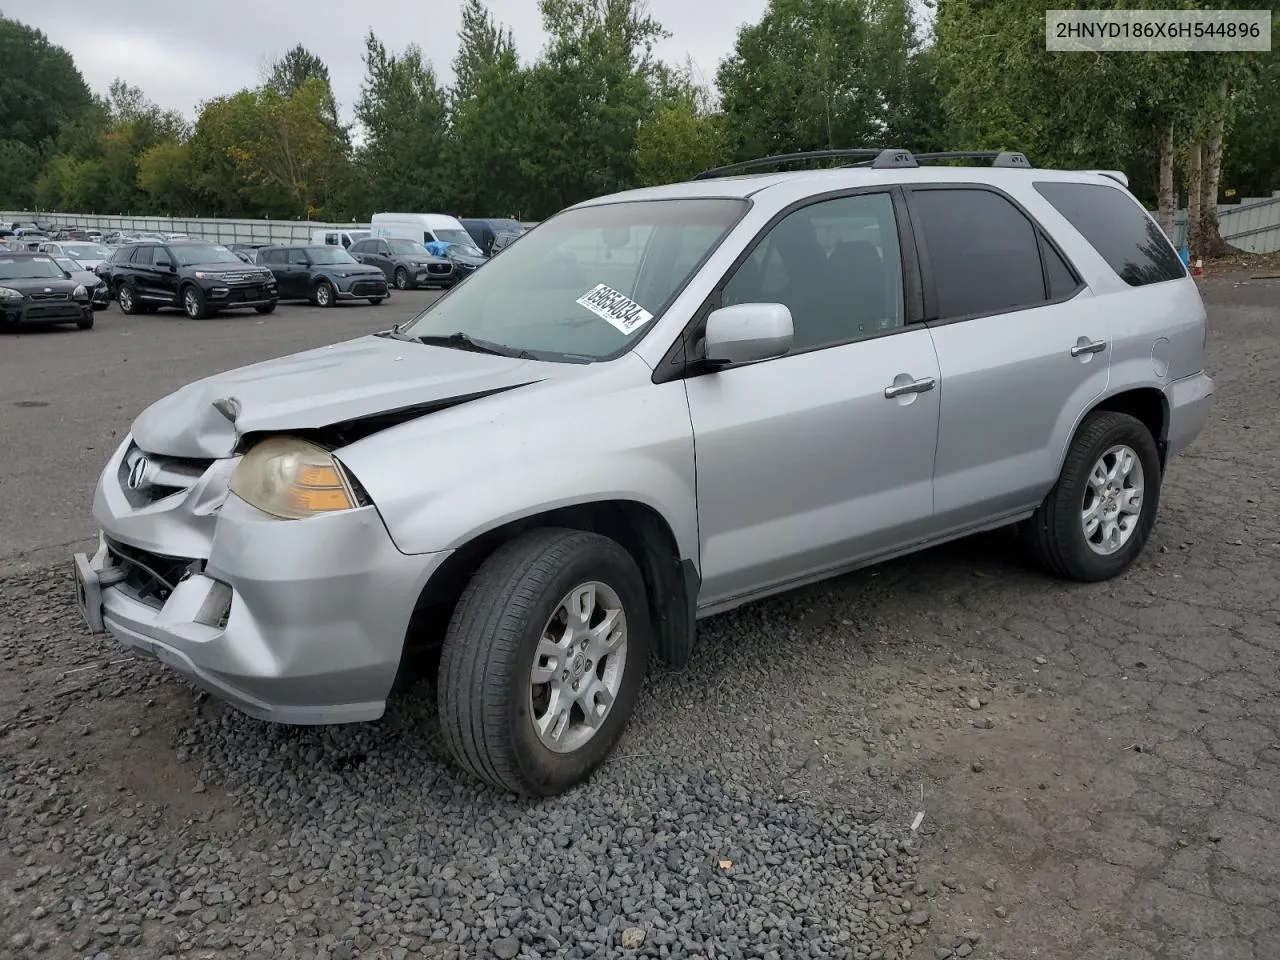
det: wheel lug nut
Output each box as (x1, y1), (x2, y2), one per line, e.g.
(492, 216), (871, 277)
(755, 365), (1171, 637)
(571, 681), (579, 691)
(585, 660), (592, 670)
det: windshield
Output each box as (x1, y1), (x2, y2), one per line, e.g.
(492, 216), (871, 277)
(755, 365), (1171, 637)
(387, 239), (428, 256)
(0, 257), (65, 280)
(399, 198), (747, 362)
(172, 244), (244, 266)
(347, 230), (370, 243)
(63, 242), (110, 260)
(307, 246), (358, 265)
(54, 258), (82, 274)
(434, 229), (483, 255)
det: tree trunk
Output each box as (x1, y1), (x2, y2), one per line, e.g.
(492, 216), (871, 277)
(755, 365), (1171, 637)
(1158, 120), (1176, 239)
(1199, 108), (1227, 258)
(1187, 142), (1203, 260)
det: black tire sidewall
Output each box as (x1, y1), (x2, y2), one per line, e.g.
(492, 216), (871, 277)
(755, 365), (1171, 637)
(1055, 413), (1162, 579)
(117, 282), (137, 314)
(182, 285), (204, 318)
(394, 268), (408, 290)
(316, 282), (333, 306)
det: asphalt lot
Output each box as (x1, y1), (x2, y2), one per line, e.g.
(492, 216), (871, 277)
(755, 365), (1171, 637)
(1, 273), (1278, 960)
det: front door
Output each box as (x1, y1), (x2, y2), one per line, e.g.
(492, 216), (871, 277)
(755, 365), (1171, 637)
(684, 191), (941, 608)
(905, 186), (1111, 530)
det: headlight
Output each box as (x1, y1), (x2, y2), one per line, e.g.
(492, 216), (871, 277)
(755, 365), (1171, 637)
(228, 436), (361, 519)
(0, 286), (22, 301)
(193, 271), (217, 279)
(72, 284), (89, 301)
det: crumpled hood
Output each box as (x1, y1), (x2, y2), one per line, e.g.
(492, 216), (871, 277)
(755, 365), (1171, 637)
(130, 334), (543, 459)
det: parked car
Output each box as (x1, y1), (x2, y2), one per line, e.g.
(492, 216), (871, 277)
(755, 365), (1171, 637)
(348, 237), (454, 289)
(0, 252), (95, 330)
(52, 257), (111, 310)
(39, 240), (112, 271)
(423, 238), (487, 281)
(229, 242), (270, 264)
(461, 218), (525, 257)
(311, 228), (372, 249)
(73, 148), (1214, 798)
(10, 233), (48, 251)
(105, 239), (277, 318)
(490, 230), (524, 255)
(255, 244), (389, 306)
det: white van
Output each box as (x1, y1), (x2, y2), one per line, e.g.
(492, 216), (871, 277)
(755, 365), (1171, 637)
(370, 213), (480, 250)
(312, 227), (371, 249)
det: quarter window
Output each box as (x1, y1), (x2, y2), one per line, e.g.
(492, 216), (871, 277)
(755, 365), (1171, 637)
(1034, 181), (1186, 287)
(910, 188), (1047, 319)
(722, 192), (905, 352)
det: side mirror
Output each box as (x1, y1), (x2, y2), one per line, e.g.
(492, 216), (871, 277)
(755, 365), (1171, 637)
(156, 259), (172, 270)
(63, 270), (72, 279)
(703, 302), (793, 366)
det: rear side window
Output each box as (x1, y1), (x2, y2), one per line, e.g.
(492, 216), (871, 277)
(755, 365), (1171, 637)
(1034, 181), (1186, 286)
(910, 188), (1047, 319)
(132, 246), (155, 266)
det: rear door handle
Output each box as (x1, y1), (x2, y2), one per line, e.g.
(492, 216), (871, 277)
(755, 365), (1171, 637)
(1071, 339), (1107, 357)
(884, 376), (937, 399)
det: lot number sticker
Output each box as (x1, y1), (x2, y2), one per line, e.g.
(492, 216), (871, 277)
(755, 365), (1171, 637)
(575, 283), (654, 334)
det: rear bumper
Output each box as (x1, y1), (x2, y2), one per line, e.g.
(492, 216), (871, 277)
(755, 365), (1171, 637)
(1165, 370), (1214, 461)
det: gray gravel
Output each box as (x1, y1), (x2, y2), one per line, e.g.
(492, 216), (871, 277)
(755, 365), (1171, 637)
(1, 565), (929, 960)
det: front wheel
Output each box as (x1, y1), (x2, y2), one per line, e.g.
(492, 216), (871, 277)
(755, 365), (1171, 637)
(76, 315), (94, 330)
(368, 297), (384, 305)
(255, 302), (277, 314)
(437, 528), (652, 797)
(181, 285), (208, 319)
(1022, 410), (1162, 582)
(393, 267), (409, 290)
(313, 281), (335, 307)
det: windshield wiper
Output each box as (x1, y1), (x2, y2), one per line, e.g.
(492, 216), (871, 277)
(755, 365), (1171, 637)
(376, 326), (417, 341)
(414, 332), (520, 357)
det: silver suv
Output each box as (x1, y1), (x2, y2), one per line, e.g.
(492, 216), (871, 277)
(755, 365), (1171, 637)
(74, 149), (1214, 797)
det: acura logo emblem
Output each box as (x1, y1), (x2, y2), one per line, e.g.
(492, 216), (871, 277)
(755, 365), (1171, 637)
(127, 456), (151, 490)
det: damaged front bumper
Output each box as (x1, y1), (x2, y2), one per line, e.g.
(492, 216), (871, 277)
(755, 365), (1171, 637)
(73, 436), (444, 724)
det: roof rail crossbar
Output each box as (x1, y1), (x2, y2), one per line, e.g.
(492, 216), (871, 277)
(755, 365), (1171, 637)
(693, 148), (886, 180)
(911, 151), (1032, 169)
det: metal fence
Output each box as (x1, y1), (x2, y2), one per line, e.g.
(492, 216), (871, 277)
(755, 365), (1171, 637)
(1167, 193), (1280, 253)
(1, 212), (366, 245)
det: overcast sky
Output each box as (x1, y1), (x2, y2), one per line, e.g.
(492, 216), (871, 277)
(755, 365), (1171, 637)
(14, 0), (773, 124)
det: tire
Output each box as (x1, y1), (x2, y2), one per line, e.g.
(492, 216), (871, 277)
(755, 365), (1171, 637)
(255, 302), (277, 314)
(181, 284), (208, 319)
(394, 267), (409, 291)
(313, 281), (335, 307)
(1022, 410), (1161, 582)
(76, 315), (93, 330)
(116, 281), (140, 315)
(368, 297), (384, 305)
(437, 528), (652, 797)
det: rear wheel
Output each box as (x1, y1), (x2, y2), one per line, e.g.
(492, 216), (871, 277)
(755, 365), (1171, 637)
(181, 285), (208, 319)
(1022, 410), (1161, 582)
(313, 280), (335, 307)
(437, 528), (651, 797)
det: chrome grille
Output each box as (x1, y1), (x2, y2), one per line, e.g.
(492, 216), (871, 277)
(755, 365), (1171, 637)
(118, 443), (214, 507)
(213, 271), (270, 285)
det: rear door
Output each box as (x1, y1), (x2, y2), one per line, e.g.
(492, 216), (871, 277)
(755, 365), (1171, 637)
(906, 185), (1109, 531)
(684, 190), (942, 607)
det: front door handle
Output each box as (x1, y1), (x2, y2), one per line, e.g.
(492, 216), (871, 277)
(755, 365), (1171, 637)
(884, 376), (937, 399)
(1071, 338), (1107, 357)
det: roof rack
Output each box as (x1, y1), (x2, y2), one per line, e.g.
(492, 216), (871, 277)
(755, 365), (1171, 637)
(693, 148), (909, 180)
(696, 148), (1033, 179)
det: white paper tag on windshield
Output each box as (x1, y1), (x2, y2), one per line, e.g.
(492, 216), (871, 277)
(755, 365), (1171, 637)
(575, 283), (654, 334)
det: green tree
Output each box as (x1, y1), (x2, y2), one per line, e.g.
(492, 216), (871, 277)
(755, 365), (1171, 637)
(633, 91), (727, 185)
(267, 43), (340, 128)
(355, 32), (451, 211)
(452, 0), (515, 104)
(717, 0), (917, 161)
(0, 15), (93, 206)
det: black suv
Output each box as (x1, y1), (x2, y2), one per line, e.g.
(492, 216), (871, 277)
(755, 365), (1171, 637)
(107, 240), (278, 318)
(254, 244), (389, 306)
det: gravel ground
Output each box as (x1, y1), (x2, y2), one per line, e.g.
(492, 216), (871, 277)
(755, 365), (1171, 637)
(2, 275), (1278, 960)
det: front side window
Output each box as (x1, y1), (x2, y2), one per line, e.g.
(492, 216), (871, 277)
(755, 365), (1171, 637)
(910, 188), (1048, 319)
(1034, 181), (1186, 287)
(723, 192), (905, 351)
(399, 198), (748, 362)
